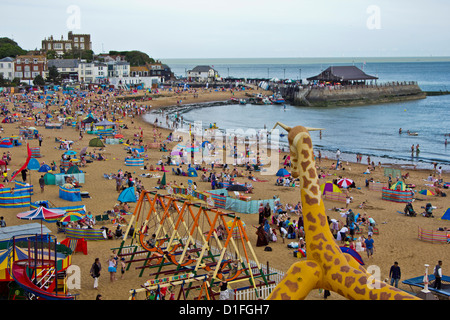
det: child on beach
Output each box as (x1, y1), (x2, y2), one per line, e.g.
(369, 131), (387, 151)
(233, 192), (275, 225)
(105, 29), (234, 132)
(120, 257), (126, 279)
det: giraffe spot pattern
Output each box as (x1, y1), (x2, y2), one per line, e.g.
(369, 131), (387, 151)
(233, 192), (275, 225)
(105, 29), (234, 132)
(302, 136), (312, 148)
(285, 280), (299, 293)
(345, 277), (356, 288)
(304, 193), (319, 205)
(300, 160), (310, 172)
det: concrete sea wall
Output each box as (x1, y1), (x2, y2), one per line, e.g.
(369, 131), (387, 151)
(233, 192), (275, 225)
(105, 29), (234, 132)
(290, 82), (426, 107)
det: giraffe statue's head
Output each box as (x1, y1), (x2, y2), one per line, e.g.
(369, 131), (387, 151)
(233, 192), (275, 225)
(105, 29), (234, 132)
(272, 122), (323, 179)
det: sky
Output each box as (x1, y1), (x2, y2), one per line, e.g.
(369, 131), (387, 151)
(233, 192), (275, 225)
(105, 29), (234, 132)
(1, 0), (450, 60)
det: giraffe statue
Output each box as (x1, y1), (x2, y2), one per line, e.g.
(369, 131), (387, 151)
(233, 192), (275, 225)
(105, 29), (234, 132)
(267, 123), (420, 300)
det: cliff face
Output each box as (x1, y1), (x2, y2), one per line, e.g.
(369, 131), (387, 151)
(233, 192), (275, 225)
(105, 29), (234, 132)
(293, 83), (426, 107)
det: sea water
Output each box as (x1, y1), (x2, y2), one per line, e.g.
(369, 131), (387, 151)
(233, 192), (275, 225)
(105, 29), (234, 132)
(144, 58), (450, 171)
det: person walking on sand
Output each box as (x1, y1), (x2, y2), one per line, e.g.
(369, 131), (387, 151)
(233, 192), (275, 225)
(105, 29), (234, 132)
(364, 235), (374, 259)
(433, 260), (443, 290)
(39, 175), (45, 193)
(120, 257), (126, 279)
(389, 261), (401, 288)
(90, 258), (101, 289)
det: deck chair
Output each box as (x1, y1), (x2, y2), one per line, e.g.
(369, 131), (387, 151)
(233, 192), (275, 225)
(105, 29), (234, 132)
(95, 215), (103, 223)
(101, 213), (110, 223)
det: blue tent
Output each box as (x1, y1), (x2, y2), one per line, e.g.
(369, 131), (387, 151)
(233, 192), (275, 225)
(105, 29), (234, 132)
(27, 158), (40, 170)
(340, 247), (364, 265)
(118, 187), (137, 203)
(187, 167), (198, 177)
(38, 164), (52, 173)
(441, 208), (450, 221)
(276, 168), (290, 177)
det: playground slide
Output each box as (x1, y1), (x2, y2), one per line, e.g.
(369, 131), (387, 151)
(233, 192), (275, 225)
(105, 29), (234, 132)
(11, 260), (74, 300)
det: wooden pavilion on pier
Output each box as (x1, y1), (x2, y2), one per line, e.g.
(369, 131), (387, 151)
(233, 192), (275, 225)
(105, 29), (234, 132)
(307, 66), (378, 85)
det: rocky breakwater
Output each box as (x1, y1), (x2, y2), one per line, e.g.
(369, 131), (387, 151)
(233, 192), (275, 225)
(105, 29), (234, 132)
(293, 81), (426, 107)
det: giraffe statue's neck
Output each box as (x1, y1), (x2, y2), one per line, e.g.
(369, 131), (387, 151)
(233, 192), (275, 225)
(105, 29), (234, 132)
(288, 127), (321, 206)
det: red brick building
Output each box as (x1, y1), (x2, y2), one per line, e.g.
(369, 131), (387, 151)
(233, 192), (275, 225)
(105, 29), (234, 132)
(14, 55), (47, 83)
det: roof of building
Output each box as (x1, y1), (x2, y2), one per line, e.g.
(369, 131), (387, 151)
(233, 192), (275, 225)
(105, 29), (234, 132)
(130, 66), (148, 72)
(189, 65), (215, 73)
(48, 59), (80, 69)
(307, 66), (378, 82)
(0, 57), (14, 62)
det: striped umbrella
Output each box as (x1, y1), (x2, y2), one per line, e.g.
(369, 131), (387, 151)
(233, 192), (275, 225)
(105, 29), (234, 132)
(419, 189), (435, 196)
(17, 207), (66, 223)
(17, 207), (66, 235)
(60, 212), (84, 223)
(337, 178), (354, 188)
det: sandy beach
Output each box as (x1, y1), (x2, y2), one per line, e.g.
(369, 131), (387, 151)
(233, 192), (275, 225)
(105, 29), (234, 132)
(1, 86), (449, 301)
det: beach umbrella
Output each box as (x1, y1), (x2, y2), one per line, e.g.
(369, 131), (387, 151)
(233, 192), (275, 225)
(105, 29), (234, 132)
(64, 150), (77, 156)
(337, 178), (354, 188)
(320, 181), (342, 195)
(17, 207), (66, 223)
(17, 206), (66, 235)
(60, 212), (84, 223)
(419, 189), (435, 196)
(276, 168), (290, 177)
(79, 147), (88, 157)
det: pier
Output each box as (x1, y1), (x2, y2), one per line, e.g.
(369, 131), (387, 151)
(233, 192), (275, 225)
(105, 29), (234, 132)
(271, 81), (427, 107)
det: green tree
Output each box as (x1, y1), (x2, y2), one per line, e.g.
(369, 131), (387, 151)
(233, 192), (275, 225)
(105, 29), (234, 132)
(63, 49), (94, 61)
(0, 37), (27, 59)
(47, 65), (61, 84)
(11, 77), (21, 87)
(46, 50), (58, 60)
(108, 50), (155, 66)
(33, 74), (45, 86)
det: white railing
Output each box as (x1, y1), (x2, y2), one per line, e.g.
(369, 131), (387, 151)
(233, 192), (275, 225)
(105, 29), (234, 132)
(234, 283), (278, 300)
